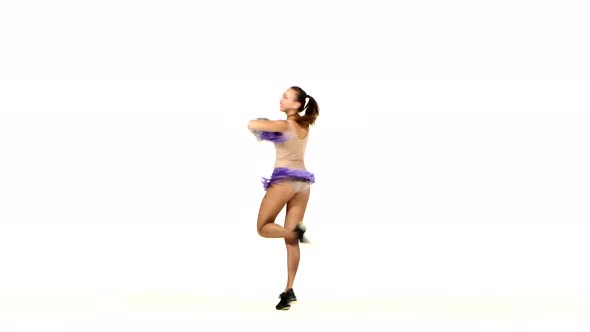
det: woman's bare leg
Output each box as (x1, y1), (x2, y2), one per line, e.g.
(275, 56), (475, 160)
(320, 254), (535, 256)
(256, 181), (298, 240)
(283, 187), (310, 292)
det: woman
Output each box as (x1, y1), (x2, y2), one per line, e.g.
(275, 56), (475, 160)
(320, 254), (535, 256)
(247, 86), (319, 310)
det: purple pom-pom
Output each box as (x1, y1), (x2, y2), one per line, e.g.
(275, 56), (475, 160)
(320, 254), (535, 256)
(258, 131), (288, 143)
(249, 117), (290, 143)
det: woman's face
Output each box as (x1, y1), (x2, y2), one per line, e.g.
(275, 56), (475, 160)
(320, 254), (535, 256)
(279, 89), (300, 112)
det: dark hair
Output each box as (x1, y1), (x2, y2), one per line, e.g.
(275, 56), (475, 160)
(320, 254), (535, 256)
(290, 86), (319, 126)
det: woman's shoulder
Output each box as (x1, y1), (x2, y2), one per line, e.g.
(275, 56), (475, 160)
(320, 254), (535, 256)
(288, 119), (309, 140)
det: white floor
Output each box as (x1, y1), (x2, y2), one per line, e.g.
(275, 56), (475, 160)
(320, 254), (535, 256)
(1, 292), (589, 332)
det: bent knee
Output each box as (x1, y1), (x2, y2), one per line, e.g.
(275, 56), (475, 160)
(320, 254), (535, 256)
(284, 236), (298, 245)
(257, 222), (270, 237)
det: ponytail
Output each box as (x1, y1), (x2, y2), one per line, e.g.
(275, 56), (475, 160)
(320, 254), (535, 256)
(301, 96), (319, 126)
(290, 86), (319, 126)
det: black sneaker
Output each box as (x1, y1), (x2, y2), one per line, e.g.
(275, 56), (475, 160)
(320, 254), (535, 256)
(275, 288), (297, 310)
(295, 224), (310, 243)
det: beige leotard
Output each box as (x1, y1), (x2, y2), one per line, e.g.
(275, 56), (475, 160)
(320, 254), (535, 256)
(272, 120), (311, 192)
(274, 120), (308, 170)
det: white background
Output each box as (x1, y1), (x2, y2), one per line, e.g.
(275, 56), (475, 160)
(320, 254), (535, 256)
(1, 0), (589, 330)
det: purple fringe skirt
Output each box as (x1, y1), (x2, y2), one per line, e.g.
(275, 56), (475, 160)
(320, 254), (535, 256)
(262, 167), (316, 191)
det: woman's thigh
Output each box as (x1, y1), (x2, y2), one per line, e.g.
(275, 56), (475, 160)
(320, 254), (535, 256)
(257, 180), (296, 230)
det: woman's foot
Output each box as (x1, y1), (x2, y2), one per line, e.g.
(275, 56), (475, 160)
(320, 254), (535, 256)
(294, 223), (310, 243)
(275, 288), (297, 310)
